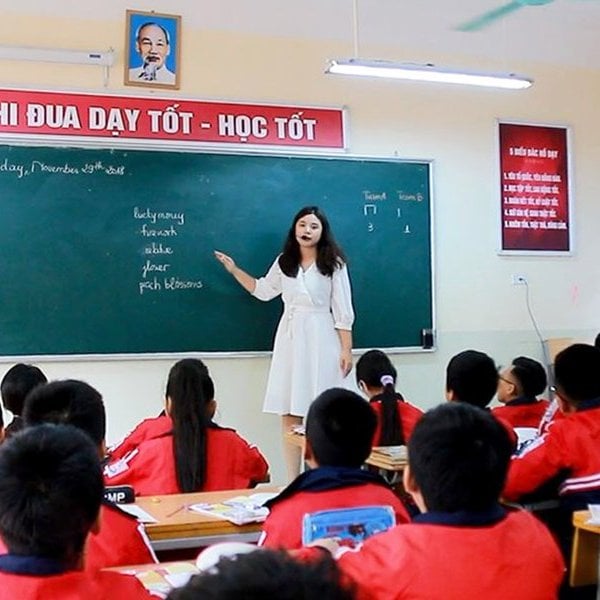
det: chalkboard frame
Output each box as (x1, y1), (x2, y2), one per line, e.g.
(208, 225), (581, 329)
(0, 136), (436, 361)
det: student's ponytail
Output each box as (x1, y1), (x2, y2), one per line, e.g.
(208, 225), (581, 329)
(356, 349), (405, 446)
(379, 374), (404, 446)
(166, 359), (215, 493)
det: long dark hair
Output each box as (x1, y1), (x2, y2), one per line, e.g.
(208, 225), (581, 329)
(166, 358), (215, 492)
(278, 206), (346, 277)
(355, 350), (404, 446)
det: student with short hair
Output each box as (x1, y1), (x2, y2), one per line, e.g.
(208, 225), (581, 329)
(104, 358), (268, 495)
(355, 349), (423, 446)
(0, 424), (152, 599)
(167, 548), (355, 600)
(504, 344), (600, 558)
(14, 379), (157, 571)
(259, 388), (409, 549)
(0, 363), (47, 439)
(493, 356), (549, 428)
(312, 403), (563, 599)
(445, 349), (498, 407)
(446, 349), (517, 448)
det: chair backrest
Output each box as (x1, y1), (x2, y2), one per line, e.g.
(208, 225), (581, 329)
(543, 337), (574, 388)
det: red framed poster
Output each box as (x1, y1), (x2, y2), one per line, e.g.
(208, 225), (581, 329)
(499, 122), (571, 253)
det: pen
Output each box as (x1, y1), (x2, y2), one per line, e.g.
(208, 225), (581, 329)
(165, 504), (188, 518)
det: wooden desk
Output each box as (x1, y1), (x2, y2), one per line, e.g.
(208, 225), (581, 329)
(571, 510), (600, 587)
(284, 431), (407, 472)
(136, 487), (279, 551)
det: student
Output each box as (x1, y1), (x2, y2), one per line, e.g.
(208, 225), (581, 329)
(355, 349), (423, 446)
(504, 344), (600, 556)
(167, 548), (355, 600)
(0, 424), (152, 599)
(446, 349), (517, 448)
(107, 359), (207, 462)
(215, 206), (354, 480)
(445, 349), (499, 408)
(0, 363), (47, 439)
(259, 388), (409, 549)
(595, 332), (600, 349)
(104, 358), (268, 495)
(493, 356), (549, 428)
(311, 403), (564, 599)
(13, 379), (157, 571)
(493, 356), (551, 452)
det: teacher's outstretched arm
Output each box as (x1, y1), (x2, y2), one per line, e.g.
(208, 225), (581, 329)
(214, 250), (256, 294)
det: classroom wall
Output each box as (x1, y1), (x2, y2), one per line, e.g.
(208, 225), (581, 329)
(1, 7), (599, 484)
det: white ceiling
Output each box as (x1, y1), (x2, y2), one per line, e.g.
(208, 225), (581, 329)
(5, 0), (600, 68)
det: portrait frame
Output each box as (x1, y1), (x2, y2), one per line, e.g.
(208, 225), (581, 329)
(124, 10), (181, 90)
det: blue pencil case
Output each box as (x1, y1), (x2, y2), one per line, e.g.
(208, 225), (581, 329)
(301, 505), (395, 546)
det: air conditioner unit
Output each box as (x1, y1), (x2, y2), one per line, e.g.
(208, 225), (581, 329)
(0, 45), (115, 66)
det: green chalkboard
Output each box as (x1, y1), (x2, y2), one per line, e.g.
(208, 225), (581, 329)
(0, 144), (433, 356)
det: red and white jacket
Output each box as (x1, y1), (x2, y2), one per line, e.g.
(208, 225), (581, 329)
(504, 400), (600, 510)
(108, 413), (171, 462)
(104, 425), (269, 496)
(492, 397), (549, 429)
(332, 507), (563, 600)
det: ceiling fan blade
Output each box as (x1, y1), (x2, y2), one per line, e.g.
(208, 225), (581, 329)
(456, 1), (525, 32)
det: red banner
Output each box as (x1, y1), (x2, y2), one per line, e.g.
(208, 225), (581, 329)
(499, 122), (570, 252)
(0, 89), (345, 149)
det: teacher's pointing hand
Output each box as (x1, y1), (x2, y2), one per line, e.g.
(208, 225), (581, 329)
(214, 250), (236, 273)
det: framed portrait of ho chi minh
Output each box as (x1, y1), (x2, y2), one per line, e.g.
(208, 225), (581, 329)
(124, 10), (181, 90)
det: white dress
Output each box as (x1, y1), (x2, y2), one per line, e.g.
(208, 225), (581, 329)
(252, 257), (354, 417)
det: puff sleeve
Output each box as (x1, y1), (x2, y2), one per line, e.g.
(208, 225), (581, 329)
(252, 257), (283, 302)
(331, 263), (354, 330)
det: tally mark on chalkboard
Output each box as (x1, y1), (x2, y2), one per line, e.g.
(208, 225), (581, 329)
(363, 204), (376, 216)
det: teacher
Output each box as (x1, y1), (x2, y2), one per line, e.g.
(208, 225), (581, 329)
(214, 206), (354, 480)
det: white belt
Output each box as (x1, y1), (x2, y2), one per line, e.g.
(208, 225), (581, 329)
(284, 306), (331, 338)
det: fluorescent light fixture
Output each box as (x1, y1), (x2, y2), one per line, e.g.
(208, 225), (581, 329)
(0, 45), (115, 67)
(326, 59), (533, 90)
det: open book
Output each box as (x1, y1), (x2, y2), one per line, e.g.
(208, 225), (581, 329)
(370, 445), (408, 461)
(120, 561), (198, 598)
(189, 492), (277, 526)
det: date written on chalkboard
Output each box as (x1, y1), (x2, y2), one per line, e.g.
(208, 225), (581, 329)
(134, 207), (203, 295)
(0, 157), (125, 178)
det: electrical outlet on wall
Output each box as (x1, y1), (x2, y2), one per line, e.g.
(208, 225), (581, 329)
(511, 274), (528, 285)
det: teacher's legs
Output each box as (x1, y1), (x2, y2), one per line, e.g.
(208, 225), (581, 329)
(282, 414), (303, 483)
